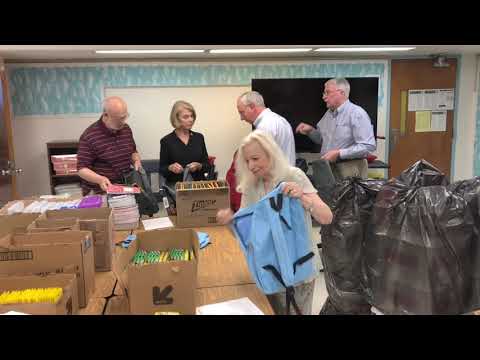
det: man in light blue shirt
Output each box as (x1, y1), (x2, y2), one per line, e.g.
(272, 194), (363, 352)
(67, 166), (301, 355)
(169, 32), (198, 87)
(237, 91), (296, 166)
(296, 78), (376, 179)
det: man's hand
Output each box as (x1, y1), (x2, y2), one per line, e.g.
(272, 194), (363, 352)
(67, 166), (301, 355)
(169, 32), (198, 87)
(295, 122), (315, 135)
(98, 176), (112, 192)
(187, 162), (202, 172)
(131, 152), (141, 171)
(168, 163), (184, 174)
(133, 159), (142, 171)
(216, 208), (234, 225)
(321, 149), (341, 162)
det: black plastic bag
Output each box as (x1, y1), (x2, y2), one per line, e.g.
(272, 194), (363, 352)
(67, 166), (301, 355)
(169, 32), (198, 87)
(123, 168), (160, 217)
(364, 177), (475, 314)
(159, 184), (177, 216)
(295, 158), (309, 174)
(396, 159), (449, 187)
(448, 177), (480, 310)
(320, 177), (386, 314)
(310, 159), (337, 208)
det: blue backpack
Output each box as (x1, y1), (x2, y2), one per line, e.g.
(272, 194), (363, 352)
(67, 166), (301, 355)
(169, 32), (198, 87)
(231, 184), (316, 314)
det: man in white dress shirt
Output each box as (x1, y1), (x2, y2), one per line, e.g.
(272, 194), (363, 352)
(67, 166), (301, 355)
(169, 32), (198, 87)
(236, 91), (296, 166)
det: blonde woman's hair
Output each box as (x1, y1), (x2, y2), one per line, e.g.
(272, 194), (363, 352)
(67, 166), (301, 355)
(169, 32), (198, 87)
(169, 100), (196, 128)
(235, 130), (291, 194)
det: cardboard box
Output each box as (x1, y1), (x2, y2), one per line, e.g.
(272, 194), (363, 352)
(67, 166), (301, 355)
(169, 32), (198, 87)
(28, 216), (80, 233)
(43, 208), (113, 272)
(104, 295), (130, 315)
(79, 298), (106, 315)
(0, 230), (95, 308)
(113, 228), (199, 315)
(175, 180), (230, 228)
(0, 214), (40, 237)
(0, 273), (79, 315)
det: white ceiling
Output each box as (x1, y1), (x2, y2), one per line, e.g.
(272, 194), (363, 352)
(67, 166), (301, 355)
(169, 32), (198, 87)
(0, 45), (479, 62)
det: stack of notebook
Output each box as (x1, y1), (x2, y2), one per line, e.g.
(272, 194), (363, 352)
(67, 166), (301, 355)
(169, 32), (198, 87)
(107, 192), (140, 231)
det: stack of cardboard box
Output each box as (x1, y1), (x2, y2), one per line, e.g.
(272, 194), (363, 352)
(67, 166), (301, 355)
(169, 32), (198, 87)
(0, 214), (96, 311)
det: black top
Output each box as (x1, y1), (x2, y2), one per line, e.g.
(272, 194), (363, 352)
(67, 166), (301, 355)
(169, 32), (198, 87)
(159, 130), (211, 184)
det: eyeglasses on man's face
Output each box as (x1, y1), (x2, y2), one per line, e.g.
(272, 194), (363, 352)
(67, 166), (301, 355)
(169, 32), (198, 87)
(323, 89), (342, 97)
(106, 112), (130, 122)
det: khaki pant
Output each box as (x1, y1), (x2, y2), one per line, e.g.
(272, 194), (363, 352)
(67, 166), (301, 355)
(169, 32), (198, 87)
(330, 159), (368, 181)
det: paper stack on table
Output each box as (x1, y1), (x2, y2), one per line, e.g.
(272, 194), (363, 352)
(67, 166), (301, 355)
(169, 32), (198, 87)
(108, 194), (140, 230)
(196, 297), (264, 315)
(141, 217), (174, 231)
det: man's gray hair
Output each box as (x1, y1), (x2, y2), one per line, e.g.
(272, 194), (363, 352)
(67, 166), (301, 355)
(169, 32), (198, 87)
(238, 91), (265, 107)
(328, 78), (350, 98)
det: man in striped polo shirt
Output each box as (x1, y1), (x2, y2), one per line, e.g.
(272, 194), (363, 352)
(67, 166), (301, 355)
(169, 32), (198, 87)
(77, 96), (142, 195)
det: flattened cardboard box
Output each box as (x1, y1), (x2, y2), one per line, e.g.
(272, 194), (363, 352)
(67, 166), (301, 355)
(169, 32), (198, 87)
(0, 213), (41, 238)
(113, 228), (199, 315)
(0, 231), (95, 308)
(175, 180), (230, 228)
(0, 273), (79, 315)
(43, 208), (113, 272)
(28, 216), (80, 233)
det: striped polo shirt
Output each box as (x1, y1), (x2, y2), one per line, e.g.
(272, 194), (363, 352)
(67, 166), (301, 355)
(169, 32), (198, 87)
(77, 117), (137, 194)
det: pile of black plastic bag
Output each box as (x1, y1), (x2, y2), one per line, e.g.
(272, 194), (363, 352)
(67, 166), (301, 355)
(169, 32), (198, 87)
(320, 159), (480, 315)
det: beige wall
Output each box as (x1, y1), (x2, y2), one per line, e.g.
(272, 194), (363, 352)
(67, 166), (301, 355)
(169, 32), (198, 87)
(453, 54), (478, 181)
(12, 116), (97, 196)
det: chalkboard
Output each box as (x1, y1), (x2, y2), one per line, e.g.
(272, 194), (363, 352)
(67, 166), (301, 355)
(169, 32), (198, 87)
(252, 78), (379, 153)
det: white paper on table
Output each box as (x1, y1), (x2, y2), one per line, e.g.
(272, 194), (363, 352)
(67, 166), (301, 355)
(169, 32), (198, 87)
(196, 297), (264, 315)
(142, 217), (174, 231)
(7, 201), (24, 215)
(0, 311), (30, 315)
(431, 111), (447, 132)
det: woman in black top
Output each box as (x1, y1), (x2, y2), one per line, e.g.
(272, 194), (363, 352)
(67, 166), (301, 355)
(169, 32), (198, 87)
(159, 100), (211, 185)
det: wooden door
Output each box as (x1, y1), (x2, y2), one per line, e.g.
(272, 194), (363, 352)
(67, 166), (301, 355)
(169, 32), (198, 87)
(389, 59), (457, 178)
(0, 66), (20, 207)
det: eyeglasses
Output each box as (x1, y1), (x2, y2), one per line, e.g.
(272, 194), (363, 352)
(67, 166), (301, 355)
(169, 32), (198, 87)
(323, 89), (342, 97)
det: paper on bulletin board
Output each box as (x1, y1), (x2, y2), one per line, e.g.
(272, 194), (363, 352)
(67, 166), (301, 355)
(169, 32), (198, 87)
(431, 111), (447, 132)
(415, 111), (431, 132)
(408, 89), (455, 111)
(408, 90), (423, 111)
(436, 89), (454, 110)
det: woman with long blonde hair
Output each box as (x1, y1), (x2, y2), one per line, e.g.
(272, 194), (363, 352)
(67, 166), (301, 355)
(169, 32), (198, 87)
(217, 130), (333, 315)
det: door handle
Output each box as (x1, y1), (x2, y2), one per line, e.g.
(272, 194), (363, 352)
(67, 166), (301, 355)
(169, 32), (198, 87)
(389, 128), (401, 156)
(1, 168), (23, 176)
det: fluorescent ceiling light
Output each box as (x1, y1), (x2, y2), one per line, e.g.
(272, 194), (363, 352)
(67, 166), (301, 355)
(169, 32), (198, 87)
(95, 49), (205, 54)
(210, 48), (312, 54)
(314, 47), (416, 52)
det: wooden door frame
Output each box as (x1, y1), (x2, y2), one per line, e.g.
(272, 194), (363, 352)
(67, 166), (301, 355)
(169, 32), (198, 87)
(387, 57), (459, 181)
(0, 61), (18, 199)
